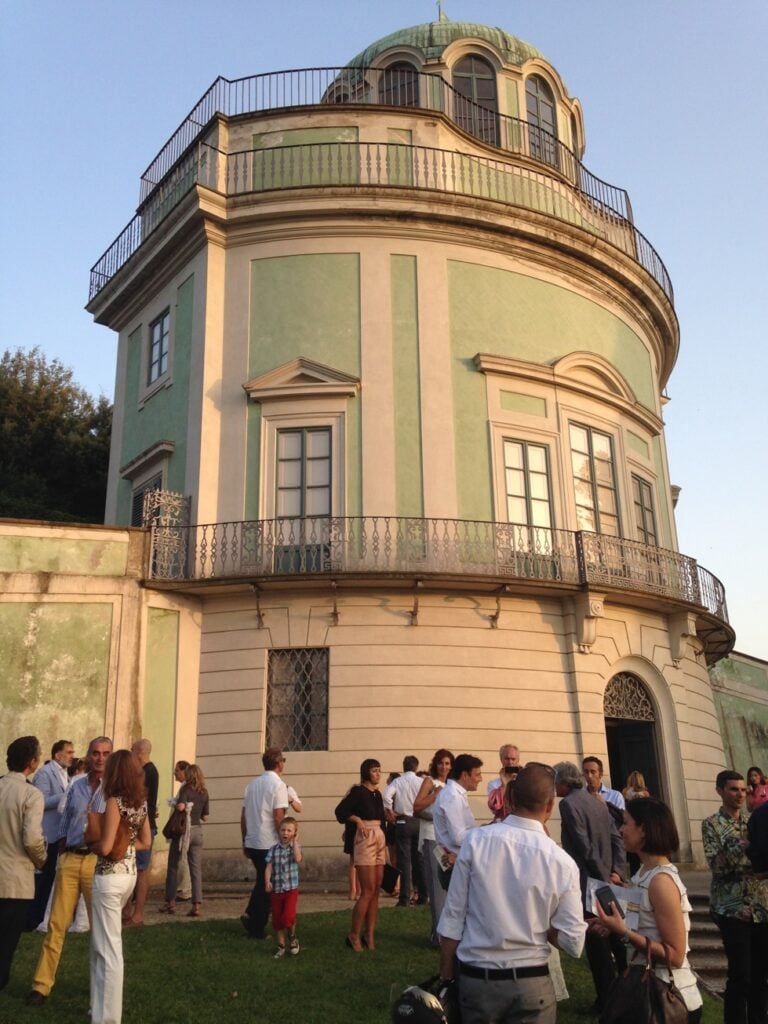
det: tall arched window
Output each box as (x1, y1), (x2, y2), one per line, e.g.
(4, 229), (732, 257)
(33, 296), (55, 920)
(453, 55), (498, 144)
(379, 62), (419, 107)
(526, 75), (559, 168)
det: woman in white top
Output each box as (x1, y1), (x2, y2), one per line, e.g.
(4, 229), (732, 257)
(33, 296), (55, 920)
(592, 797), (702, 1023)
(413, 748), (454, 948)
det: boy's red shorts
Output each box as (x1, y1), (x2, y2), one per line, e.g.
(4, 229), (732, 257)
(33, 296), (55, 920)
(270, 888), (299, 931)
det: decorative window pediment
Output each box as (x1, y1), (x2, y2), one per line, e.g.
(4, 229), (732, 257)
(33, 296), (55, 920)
(552, 352), (637, 404)
(243, 357), (360, 403)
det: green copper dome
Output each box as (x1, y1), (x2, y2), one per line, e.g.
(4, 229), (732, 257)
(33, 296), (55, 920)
(346, 19), (545, 68)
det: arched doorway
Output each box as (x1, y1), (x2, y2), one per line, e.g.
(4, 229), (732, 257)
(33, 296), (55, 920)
(604, 672), (663, 799)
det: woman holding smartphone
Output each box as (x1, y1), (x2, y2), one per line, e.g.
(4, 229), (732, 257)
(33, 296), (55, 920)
(591, 798), (702, 1023)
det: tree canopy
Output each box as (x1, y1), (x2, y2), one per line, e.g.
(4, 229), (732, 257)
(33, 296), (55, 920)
(0, 348), (112, 523)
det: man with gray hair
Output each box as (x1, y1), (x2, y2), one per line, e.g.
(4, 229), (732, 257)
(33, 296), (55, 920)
(28, 735), (111, 1007)
(553, 761), (626, 1014)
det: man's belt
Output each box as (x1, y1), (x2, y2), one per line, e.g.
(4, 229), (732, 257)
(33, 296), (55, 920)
(458, 961), (549, 981)
(63, 845), (92, 855)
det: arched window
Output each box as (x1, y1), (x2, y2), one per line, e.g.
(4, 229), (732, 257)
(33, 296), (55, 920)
(453, 55), (498, 144)
(526, 75), (559, 168)
(379, 62), (419, 107)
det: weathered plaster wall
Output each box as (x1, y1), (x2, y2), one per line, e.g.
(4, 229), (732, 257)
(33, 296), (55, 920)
(710, 652), (768, 775)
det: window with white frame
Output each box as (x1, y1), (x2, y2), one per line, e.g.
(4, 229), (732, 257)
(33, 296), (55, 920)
(273, 427), (332, 573)
(526, 75), (559, 167)
(632, 474), (658, 546)
(147, 309), (170, 385)
(503, 439), (553, 530)
(266, 648), (329, 751)
(569, 423), (621, 536)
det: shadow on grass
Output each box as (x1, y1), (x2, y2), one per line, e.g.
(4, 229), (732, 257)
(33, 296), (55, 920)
(3, 907), (721, 1024)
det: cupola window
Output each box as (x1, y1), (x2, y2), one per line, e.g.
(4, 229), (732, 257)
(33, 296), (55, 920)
(525, 75), (559, 167)
(379, 62), (419, 107)
(453, 55), (498, 144)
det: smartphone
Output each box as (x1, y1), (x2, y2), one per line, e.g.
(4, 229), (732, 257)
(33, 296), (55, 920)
(595, 885), (624, 918)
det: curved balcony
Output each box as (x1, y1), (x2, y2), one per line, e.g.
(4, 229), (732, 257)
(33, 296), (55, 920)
(147, 515), (732, 663)
(88, 67), (672, 304)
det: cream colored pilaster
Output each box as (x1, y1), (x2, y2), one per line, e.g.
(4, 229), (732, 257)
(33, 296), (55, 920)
(417, 253), (458, 519)
(360, 249), (396, 516)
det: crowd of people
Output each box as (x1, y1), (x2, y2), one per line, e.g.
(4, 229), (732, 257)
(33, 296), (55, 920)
(0, 734), (209, 1024)
(2, 731), (767, 1024)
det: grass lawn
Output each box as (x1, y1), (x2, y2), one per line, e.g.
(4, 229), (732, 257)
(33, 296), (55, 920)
(3, 908), (721, 1024)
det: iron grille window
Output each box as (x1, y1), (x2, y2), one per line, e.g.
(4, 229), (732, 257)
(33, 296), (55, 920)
(148, 309), (170, 384)
(266, 648), (329, 751)
(570, 423), (621, 537)
(632, 475), (658, 546)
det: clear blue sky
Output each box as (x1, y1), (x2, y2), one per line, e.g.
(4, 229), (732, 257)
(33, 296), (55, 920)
(2, 1), (766, 659)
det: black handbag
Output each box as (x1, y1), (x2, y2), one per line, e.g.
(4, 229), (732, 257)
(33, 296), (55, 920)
(162, 807), (186, 841)
(599, 937), (688, 1024)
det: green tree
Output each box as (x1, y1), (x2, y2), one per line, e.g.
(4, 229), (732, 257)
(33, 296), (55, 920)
(0, 347), (112, 523)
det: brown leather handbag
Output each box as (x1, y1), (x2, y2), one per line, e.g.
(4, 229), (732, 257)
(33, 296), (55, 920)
(599, 938), (688, 1024)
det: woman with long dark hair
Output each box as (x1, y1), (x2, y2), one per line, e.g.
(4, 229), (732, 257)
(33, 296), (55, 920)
(89, 749), (150, 1024)
(746, 766), (768, 812)
(591, 797), (702, 1023)
(161, 763), (209, 917)
(413, 748), (454, 947)
(334, 758), (386, 951)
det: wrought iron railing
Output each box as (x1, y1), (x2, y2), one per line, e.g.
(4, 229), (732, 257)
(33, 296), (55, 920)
(148, 514), (729, 624)
(89, 66), (673, 303)
(89, 139), (670, 302)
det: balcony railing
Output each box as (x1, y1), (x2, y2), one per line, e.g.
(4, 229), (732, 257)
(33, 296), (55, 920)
(88, 66), (672, 304)
(89, 139), (671, 303)
(148, 514), (728, 623)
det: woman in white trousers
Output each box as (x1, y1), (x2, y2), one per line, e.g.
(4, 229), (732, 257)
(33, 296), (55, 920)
(89, 750), (149, 1024)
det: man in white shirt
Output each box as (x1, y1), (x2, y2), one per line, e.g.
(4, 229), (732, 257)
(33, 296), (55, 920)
(240, 748), (289, 939)
(384, 755), (425, 907)
(433, 754), (483, 875)
(29, 739), (74, 928)
(438, 763), (585, 1024)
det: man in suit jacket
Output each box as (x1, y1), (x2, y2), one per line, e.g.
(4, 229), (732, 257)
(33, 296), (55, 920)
(29, 739), (74, 929)
(0, 736), (47, 990)
(554, 760), (627, 1012)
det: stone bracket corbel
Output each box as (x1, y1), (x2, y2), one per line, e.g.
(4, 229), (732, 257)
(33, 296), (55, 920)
(575, 591), (605, 653)
(668, 611), (703, 666)
(250, 584), (264, 629)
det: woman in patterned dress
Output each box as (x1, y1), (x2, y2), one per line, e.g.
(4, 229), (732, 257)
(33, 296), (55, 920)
(89, 749), (150, 1024)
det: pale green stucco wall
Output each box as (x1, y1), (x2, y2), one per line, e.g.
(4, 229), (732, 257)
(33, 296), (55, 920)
(144, 608), (180, 811)
(391, 254), (423, 517)
(710, 655), (768, 778)
(0, 534), (128, 576)
(117, 275), (194, 523)
(651, 435), (672, 548)
(0, 602), (111, 759)
(246, 253), (362, 519)
(252, 127), (360, 188)
(447, 261), (655, 521)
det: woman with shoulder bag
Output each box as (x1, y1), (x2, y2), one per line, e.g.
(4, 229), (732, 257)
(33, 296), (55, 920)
(591, 797), (702, 1024)
(89, 749), (150, 1024)
(161, 764), (209, 917)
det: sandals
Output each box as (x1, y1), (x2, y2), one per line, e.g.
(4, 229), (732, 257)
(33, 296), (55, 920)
(159, 903), (176, 915)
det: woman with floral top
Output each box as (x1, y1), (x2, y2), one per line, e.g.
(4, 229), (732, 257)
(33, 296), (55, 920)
(746, 766), (768, 812)
(90, 750), (150, 1024)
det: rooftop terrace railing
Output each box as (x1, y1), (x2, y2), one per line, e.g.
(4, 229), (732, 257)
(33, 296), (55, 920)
(148, 513), (728, 627)
(90, 138), (671, 302)
(88, 66), (673, 304)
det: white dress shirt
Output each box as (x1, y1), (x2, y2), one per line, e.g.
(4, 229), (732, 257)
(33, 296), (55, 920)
(383, 771), (423, 817)
(243, 771), (289, 849)
(438, 814), (586, 968)
(433, 778), (476, 854)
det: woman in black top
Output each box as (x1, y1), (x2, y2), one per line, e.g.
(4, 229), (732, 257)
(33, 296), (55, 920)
(335, 759), (386, 951)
